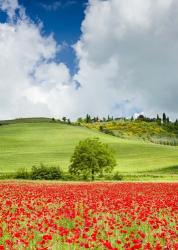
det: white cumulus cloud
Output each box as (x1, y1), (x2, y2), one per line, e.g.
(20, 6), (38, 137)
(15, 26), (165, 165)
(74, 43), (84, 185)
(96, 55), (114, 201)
(74, 0), (178, 119)
(0, 0), (77, 119)
(0, 0), (19, 19)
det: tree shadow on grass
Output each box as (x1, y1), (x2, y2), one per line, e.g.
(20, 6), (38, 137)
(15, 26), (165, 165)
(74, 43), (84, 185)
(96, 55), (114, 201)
(139, 165), (178, 174)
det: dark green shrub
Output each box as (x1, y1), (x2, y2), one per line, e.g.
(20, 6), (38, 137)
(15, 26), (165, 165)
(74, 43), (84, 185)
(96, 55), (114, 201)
(103, 129), (115, 136)
(112, 171), (123, 181)
(15, 168), (30, 179)
(31, 164), (63, 180)
(99, 125), (103, 131)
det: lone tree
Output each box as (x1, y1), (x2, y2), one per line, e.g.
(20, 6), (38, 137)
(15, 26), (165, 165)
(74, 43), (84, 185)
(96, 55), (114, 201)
(69, 138), (116, 180)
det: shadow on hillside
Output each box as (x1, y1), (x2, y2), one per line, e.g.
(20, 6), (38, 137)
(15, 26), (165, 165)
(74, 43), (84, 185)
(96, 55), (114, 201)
(140, 165), (178, 174)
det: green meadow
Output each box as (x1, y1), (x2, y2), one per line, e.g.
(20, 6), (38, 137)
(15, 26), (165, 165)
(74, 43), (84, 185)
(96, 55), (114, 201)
(0, 119), (177, 180)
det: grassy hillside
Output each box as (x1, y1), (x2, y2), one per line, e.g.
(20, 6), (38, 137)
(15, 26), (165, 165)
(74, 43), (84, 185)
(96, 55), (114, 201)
(84, 120), (178, 145)
(0, 119), (178, 180)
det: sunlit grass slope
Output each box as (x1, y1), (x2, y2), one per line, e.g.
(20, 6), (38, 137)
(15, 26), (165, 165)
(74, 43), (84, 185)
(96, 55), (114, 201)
(0, 119), (178, 178)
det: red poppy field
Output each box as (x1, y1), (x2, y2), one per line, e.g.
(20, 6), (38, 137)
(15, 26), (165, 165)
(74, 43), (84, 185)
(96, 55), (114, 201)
(0, 182), (177, 250)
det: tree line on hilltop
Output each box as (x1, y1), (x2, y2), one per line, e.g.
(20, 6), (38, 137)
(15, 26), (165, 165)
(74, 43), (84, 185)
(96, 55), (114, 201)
(74, 113), (178, 126)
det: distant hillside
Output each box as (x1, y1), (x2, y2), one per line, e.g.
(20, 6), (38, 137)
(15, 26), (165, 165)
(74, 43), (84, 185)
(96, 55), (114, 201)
(0, 119), (177, 180)
(0, 117), (54, 124)
(84, 120), (178, 145)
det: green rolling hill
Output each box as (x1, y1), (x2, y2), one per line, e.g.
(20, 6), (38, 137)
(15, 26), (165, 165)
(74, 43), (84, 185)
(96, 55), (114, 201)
(0, 118), (177, 180)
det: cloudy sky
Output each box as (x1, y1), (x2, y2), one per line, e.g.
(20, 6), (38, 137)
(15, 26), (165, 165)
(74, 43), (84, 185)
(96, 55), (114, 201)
(0, 0), (178, 120)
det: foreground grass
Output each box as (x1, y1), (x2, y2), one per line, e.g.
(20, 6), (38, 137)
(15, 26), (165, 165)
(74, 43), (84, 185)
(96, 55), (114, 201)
(0, 120), (178, 180)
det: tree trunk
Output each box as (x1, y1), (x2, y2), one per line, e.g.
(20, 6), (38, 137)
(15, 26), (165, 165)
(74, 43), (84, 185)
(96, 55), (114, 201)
(91, 169), (94, 181)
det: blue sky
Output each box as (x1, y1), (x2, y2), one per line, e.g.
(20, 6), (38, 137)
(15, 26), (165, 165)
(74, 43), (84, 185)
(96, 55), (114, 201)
(18, 0), (87, 74)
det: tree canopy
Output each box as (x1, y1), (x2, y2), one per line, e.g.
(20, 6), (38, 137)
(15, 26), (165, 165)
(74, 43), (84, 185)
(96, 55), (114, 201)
(69, 138), (116, 180)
